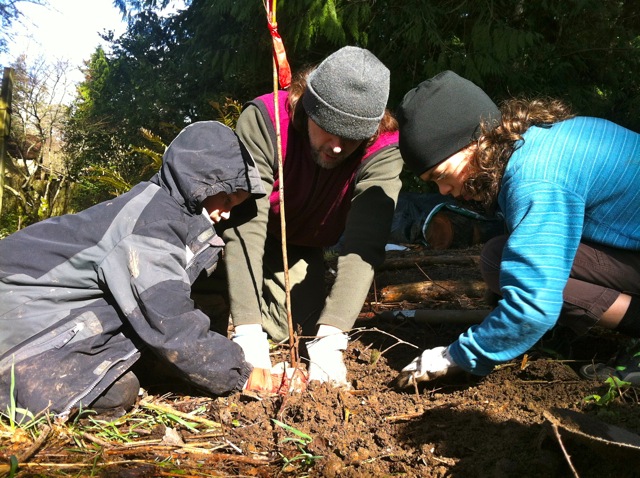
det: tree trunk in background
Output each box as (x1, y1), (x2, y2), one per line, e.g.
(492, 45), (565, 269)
(380, 279), (487, 302)
(0, 68), (14, 216)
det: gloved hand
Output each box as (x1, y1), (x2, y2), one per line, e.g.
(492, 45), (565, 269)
(393, 346), (461, 388)
(306, 325), (350, 388)
(232, 324), (272, 369)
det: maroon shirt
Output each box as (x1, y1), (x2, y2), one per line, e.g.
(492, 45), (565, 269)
(252, 91), (398, 247)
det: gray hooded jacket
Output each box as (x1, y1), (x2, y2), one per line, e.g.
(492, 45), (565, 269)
(0, 121), (265, 417)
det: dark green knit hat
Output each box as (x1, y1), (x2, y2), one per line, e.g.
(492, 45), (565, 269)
(398, 71), (501, 176)
(302, 46), (390, 140)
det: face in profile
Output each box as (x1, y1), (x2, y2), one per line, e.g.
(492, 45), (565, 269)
(420, 144), (479, 201)
(307, 119), (363, 169)
(201, 190), (251, 223)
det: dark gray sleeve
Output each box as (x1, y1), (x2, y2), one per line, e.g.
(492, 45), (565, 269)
(100, 220), (252, 395)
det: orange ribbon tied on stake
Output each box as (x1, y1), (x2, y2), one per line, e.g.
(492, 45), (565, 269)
(266, 2), (291, 89)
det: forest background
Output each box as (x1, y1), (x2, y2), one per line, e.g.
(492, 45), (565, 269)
(1, 0), (639, 235)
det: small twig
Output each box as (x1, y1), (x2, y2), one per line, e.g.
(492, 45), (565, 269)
(79, 431), (112, 448)
(131, 427), (152, 436)
(384, 412), (424, 422)
(103, 444), (262, 458)
(192, 431), (226, 439)
(1, 462), (98, 471)
(110, 438), (170, 448)
(515, 380), (584, 385)
(139, 399), (221, 429)
(200, 452), (275, 464)
(550, 422), (580, 477)
(16, 424), (51, 462)
(412, 376), (420, 398)
(223, 437), (243, 454)
(520, 354), (529, 370)
(430, 454), (457, 466)
(372, 277), (379, 311)
(614, 377), (631, 401)
(544, 412), (580, 478)
(345, 453), (393, 467)
(348, 326), (420, 352)
(5, 455), (271, 471)
(345, 389), (367, 396)
(493, 363), (518, 370)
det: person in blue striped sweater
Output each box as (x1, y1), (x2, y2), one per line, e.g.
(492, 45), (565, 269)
(393, 71), (640, 387)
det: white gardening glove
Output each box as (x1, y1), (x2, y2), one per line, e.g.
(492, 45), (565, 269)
(306, 325), (350, 388)
(232, 324), (272, 369)
(393, 346), (461, 388)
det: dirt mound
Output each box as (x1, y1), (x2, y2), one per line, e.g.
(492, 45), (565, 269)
(2, 247), (639, 477)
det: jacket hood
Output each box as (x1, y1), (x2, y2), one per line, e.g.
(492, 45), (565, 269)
(153, 121), (265, 214)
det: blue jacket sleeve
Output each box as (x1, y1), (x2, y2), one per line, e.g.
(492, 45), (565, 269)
(449, 180), (585, 375)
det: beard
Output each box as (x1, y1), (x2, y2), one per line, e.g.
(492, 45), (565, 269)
(309, 140), (367, 169)
(310, 147), (350, 169)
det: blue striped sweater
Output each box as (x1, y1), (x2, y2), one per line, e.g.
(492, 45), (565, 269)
(449, 117), (640, 375)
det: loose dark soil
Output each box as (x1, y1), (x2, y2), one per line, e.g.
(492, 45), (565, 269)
(2, 246), (640, 477)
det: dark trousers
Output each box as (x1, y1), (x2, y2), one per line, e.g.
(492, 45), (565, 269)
(480, 235), (640, 335)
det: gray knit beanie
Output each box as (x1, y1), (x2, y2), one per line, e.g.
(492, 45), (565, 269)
(302, 46), (390, 140)
(398, 71), (501, 176)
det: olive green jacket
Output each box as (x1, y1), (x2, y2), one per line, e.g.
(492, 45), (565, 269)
(223, 101), (403, 332)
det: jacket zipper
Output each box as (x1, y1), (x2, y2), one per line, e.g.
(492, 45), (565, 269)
(0, 322), (84, 369)
(58, 348), (140, 418)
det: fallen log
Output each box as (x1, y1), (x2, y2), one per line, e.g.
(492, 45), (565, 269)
(379, 279), (486, 302)
(374, 309), (487, 324)
(379, 254), (480, 270)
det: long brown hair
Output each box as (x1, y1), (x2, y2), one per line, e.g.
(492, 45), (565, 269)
(464, 98), (575, 208)
(287, 66), (398, 149)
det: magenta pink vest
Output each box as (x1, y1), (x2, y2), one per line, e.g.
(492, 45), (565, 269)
(252, 91), (398, 247)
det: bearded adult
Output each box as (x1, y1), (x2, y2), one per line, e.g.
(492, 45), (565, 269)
(224, 46), (403, 386)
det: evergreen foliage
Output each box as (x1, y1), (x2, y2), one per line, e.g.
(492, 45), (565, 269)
(54, 0), (640, 211)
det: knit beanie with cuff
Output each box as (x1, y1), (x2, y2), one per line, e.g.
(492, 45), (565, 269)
(397, 70), (501, 177)
(302, 46), (390, 141)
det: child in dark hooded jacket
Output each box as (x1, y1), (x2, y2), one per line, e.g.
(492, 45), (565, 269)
(0, 121), (266, 418)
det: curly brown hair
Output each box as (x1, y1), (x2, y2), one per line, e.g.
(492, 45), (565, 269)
(464, 97), (575, 209)
(286, 66), (398, 150)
